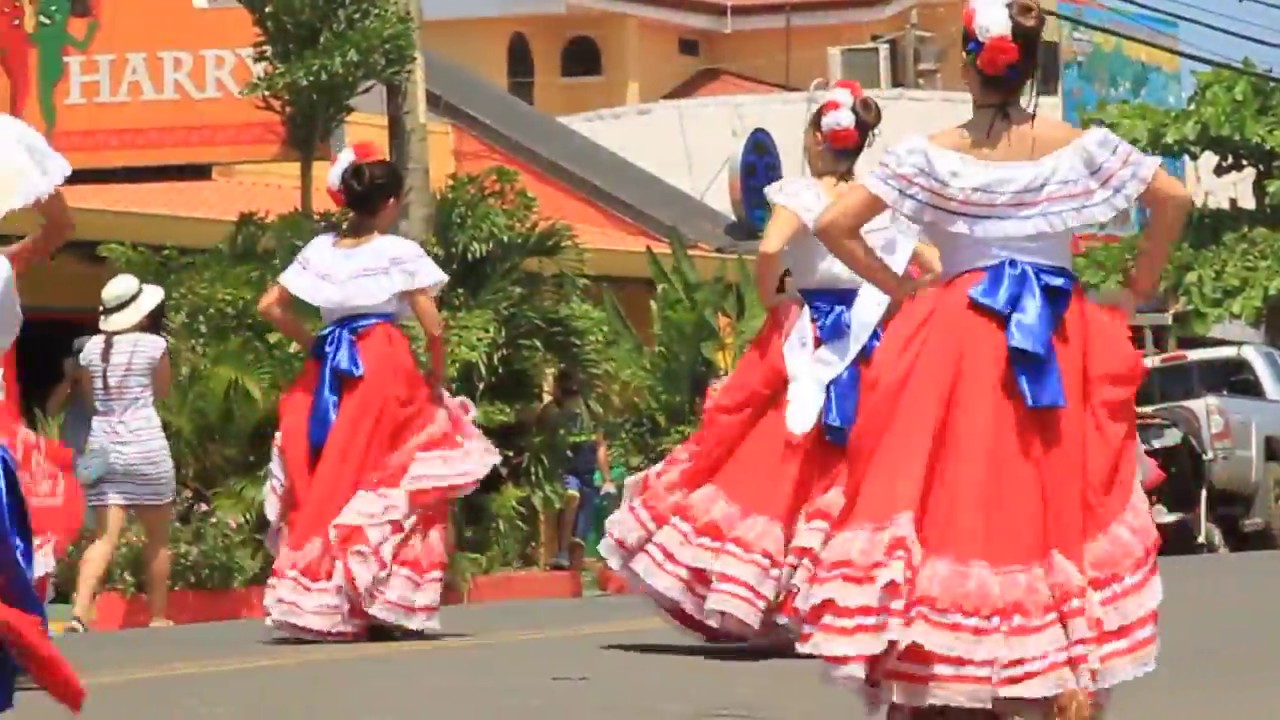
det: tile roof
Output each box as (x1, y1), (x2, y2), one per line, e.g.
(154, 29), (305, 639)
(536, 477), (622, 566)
(662, 68), (795, 100)
(452, 127), (678, 253)
(424, 49), (751, 252)
(60, 177), (335, 221)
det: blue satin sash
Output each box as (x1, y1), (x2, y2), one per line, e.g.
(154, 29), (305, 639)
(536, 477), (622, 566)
(0, 446), (46, 712)
(967, 258), (1076, 409)
(798, 289), (883, 447)
(308, 313), (395, 461)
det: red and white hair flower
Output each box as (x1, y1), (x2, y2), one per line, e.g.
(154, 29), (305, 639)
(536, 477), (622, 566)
(326, 141), (386, 207)
(817, 79), (865, 151)
(964, 0), (1021, 77)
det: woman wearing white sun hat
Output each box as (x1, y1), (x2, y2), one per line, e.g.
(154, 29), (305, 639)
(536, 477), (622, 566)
(68, 273), (176, 632)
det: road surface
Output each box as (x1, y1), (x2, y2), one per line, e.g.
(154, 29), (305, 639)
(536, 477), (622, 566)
(14, 551), (1280, 719)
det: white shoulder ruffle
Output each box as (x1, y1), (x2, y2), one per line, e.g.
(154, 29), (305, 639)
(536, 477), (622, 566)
(279, 233), (450, 309)
(0, 114), (72, 219)
(764, 177), (831, 230)
(863, 128), (1162, 238)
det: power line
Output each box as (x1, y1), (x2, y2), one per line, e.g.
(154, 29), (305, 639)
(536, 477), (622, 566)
(1164, 0), (1266, 24)
(1113, 0), (1279, 48)
(1046, 7), (1280, 82)
(1240, 0), (1280, 11)
(1105, 3), (1249, 69)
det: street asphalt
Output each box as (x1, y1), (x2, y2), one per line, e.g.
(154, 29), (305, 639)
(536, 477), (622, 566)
(12, 551), (1280, 719)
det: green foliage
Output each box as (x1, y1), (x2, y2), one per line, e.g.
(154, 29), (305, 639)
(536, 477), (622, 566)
(85, 169), (623, 582)
(239, 0), (417, 211)
(57, 490), (269, 594)
(604, 240), (761, 468)
(1080, 62), (1280, 330)
(403, 168), (618, 570)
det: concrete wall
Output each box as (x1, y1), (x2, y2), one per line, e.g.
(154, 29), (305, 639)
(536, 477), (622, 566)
(561, 90), (1064, 217)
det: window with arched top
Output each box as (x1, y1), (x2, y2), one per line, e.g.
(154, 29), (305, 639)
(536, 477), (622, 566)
(506, 32), (535, 105)
(559, 35), (603, 79)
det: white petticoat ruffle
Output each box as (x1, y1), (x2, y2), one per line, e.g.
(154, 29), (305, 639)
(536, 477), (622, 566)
(263, 393), (499, 638)
(0, 114), (72, 220)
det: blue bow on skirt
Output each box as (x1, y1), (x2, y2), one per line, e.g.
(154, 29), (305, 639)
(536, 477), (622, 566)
(798, 288), (883, 447)
(967, 258), (1076, 409)
(308, 313), (395, 461)
(0, 445), (46, 712)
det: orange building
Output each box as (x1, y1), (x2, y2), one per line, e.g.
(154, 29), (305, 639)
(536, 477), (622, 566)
(426, 0), (969, 114)
(0, 1), (751, 411)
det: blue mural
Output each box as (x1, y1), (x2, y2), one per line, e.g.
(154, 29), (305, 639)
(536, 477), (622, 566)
(1060, 0), (1185, 236)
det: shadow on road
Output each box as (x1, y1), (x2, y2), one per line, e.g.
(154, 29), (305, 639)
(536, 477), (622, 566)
(601, 642), (808, 663)
(265, 631), (471, 646)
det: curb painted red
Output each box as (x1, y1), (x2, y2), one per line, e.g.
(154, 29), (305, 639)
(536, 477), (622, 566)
(459, 569), (583, 604)
(93, 586), (266, 631)
(595, 566), (637, 595)
(91, 570), (582, 631)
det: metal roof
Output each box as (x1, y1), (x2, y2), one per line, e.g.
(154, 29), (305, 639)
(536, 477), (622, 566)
(349, 52), (751, 252)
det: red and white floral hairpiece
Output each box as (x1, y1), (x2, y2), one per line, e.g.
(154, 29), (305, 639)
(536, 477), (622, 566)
(326, 141), (385, 208)
(817, 79), (866, 151)
(964, 0), (1020, 77)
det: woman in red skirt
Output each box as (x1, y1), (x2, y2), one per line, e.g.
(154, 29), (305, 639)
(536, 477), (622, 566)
(257, 144), (500, 641)
(787, 2), (1193, 718)
(600, 80), (936, 645)
(0, 112), (84, 713)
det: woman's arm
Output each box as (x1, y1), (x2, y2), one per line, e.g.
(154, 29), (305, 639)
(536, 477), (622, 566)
(754, 207), (803, 307)
(405, 288), (446, 387)
(46, 358), (75, 415)
(152, 348), (172, 402)
(256, 284), (314, 350)
(2, 190), (74, 273)
(74, 366), (94, 413)
(813, 185), (916, 302)
(1130, 167), (1192, 301)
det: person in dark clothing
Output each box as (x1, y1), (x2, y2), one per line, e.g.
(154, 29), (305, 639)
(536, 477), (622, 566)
(537, 369), (610, 570)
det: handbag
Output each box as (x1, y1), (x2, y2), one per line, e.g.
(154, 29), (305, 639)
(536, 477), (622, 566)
(74, 441), (109, 485)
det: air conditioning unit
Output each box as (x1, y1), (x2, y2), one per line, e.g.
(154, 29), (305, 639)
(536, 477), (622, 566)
(826, 43), (893, 90)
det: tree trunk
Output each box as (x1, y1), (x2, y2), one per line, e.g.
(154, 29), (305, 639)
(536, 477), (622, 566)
(299, 154), (315, 216)
(387, 0), (432, 242)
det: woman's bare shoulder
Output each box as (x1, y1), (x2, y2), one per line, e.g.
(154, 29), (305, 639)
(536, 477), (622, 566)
(927, 118), (1088, 159)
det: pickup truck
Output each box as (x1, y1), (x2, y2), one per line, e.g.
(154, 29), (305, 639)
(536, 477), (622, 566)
(1137, 342), (1280, 551)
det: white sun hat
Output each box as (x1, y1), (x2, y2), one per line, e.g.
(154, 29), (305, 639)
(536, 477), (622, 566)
(98, 273), (165, 333)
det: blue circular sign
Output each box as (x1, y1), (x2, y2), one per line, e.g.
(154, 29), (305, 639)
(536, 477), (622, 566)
(728, 128), (783, 237)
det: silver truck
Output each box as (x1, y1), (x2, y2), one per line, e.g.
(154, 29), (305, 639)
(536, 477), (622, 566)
(1136, 320), (1280, 553)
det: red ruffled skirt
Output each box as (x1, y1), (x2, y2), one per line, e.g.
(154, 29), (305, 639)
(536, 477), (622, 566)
(0, 349), (83, 594)
(263, 324), (500, 640)
(790, 272), (1160, 710)
(601, 303), (855, 640)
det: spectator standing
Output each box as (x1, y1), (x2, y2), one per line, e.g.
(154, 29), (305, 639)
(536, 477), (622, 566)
(538, 369), (609, 570)
(69, 274), (176, 631)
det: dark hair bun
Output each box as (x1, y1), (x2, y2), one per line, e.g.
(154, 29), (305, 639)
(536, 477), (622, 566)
(969, 0), (1045, 96)
(853, 96), (883, 136)
(340, 160), (405, 217)
(1011, 0), (1047, 37)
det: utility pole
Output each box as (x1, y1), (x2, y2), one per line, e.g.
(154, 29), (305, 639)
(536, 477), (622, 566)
(387, 0), (433, 241)
(902, 8), (919, 89)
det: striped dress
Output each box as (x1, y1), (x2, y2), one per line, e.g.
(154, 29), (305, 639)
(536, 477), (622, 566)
(79, 332), (176, 506)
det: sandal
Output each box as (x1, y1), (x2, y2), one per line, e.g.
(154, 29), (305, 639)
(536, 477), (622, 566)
(65, 617), (89, 633)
